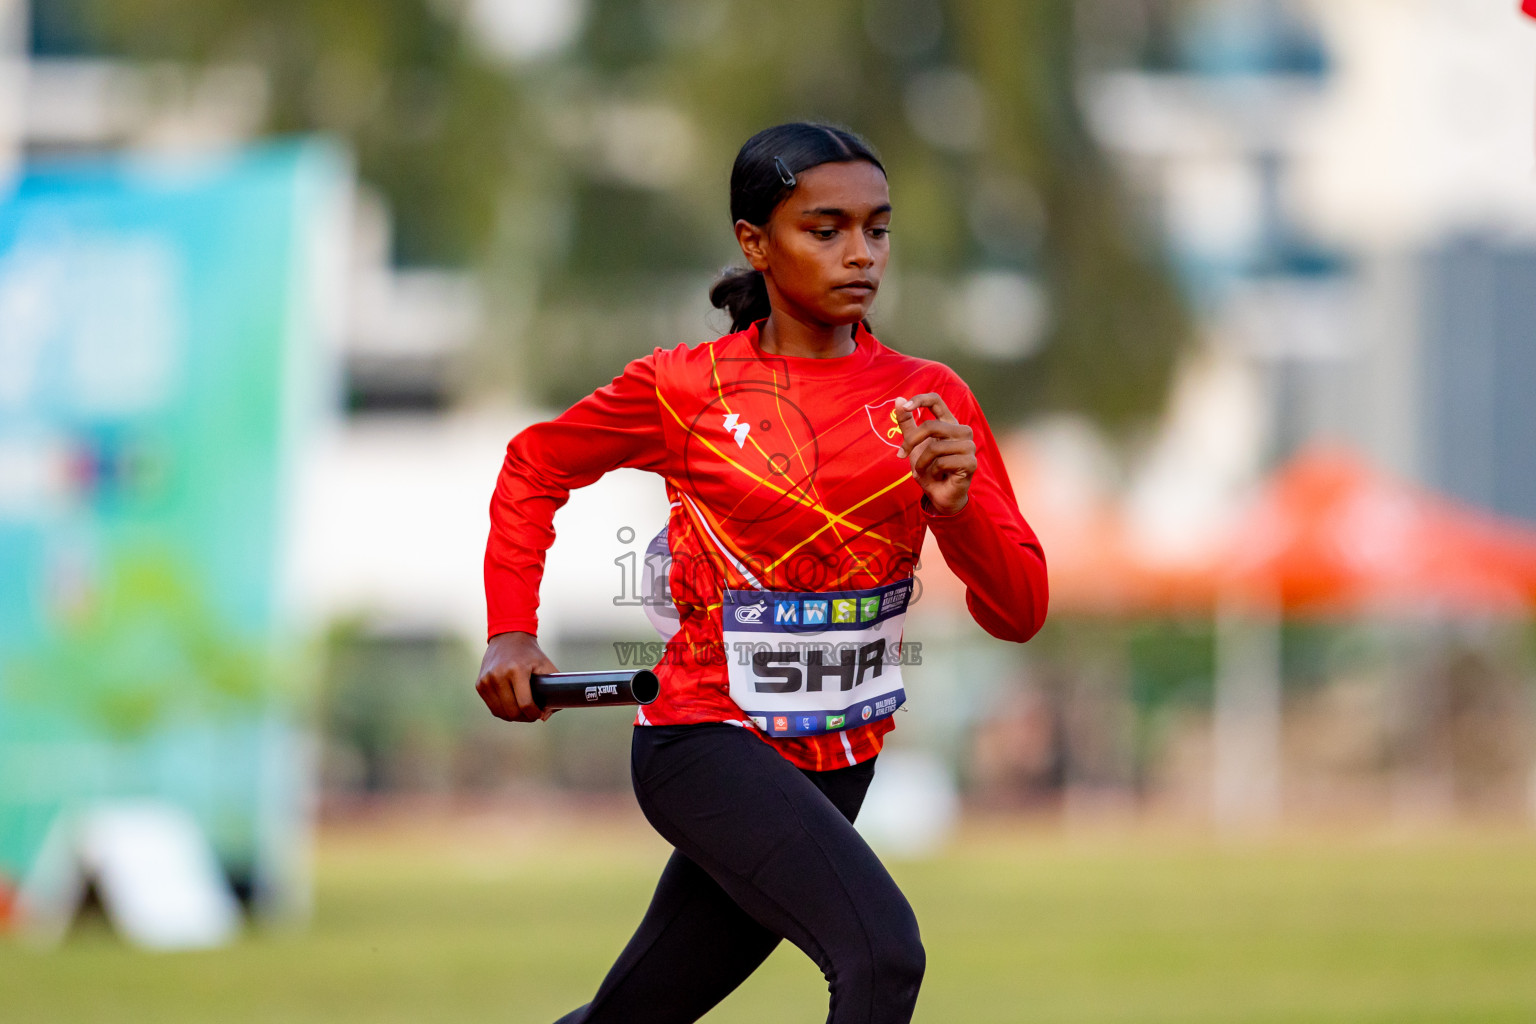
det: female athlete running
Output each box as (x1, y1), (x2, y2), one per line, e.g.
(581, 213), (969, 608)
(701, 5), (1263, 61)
(477, 122), (1048, 1024)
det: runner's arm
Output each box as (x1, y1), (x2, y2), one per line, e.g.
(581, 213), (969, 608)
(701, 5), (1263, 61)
(919, 385), (1048, 643)
(485, 351), (668, 640)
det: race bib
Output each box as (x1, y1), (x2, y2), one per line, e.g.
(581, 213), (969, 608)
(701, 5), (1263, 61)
(720, 578), (912, 738)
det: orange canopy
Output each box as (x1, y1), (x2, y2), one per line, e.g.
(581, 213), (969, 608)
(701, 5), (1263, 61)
(1214, 447), (1536, 616)
(917, 442), (1536, 621)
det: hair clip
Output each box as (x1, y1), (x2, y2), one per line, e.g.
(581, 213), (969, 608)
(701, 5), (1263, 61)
(773, 156), (797, 188)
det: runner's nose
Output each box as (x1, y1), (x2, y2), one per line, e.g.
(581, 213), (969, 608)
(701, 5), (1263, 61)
(845, 232), (874, 269)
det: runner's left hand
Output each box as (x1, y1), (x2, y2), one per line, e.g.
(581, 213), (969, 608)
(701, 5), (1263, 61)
(893, 393), (975, 515)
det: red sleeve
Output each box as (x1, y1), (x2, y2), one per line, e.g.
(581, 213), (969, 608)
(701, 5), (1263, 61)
(919, 385), (1048, 643)
(484, 350), (669, 640)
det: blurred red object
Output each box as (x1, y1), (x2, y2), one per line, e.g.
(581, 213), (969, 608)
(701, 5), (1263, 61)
(1524, 0), (1536, 20)
(1217, 447), (1536, 616)
(0, 876), (14, 931)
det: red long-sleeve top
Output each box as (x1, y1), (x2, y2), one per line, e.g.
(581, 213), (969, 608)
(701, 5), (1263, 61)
(485, 320), (1048, 770)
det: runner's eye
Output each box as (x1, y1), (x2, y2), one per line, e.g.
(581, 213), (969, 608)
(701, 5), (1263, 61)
(869, 227), (889, 239)
(810, 228), (837, 240)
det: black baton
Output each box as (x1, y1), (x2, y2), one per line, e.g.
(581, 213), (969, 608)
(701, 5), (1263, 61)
(528, 669), (661, 709)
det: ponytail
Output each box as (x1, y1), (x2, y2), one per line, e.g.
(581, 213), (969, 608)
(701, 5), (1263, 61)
(710, 266), (771, 333)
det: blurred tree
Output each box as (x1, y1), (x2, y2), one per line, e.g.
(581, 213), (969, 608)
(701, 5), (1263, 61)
(46, 0), (1191, 433)
(954, 0), (1190, 428)
(42, 0), (540, 266)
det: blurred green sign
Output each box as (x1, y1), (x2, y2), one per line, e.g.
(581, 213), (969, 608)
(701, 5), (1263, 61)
(0, 140), (348, 913)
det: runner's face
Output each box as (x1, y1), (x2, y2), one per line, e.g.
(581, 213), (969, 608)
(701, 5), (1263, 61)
(750, 160), (891, 326)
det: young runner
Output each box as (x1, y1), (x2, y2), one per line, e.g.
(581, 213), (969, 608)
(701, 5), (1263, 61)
(477, 122), (1048, 1024)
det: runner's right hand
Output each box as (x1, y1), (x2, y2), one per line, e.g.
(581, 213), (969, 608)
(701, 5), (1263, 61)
(476, 631), (558, 723)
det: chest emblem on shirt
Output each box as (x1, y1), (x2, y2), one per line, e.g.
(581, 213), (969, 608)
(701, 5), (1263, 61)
(864, 399), (929, 449)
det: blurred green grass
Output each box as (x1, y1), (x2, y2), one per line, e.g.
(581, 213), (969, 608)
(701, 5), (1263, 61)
(5, 816), (1536, 1023)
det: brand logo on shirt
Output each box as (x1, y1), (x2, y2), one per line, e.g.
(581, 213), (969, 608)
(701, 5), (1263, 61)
(734, 601), (767, 624)
(832, 599), (857, 624)
(773, 600), (798, 624)
(751, 716), (769, 731)
(681, 388), (818, 528)
(859, 596), (880, 622)
(802, 599), (828, 625)
(773, 716), (789, 733)
(861, 705), (873, 721)
(722, 412), (751, 448)
(825, 714), (846, 729)
(798, 715), (819, 732)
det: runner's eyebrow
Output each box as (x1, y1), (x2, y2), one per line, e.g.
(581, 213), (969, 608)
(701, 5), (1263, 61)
(800, 204), (893, 217)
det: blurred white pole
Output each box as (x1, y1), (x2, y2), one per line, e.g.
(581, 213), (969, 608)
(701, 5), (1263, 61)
(0, 0), (24, 196)
(1212, 590), (1282, 828)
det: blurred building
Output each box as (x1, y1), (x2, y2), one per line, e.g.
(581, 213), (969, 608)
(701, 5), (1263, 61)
(1085, 0), (1536, 521)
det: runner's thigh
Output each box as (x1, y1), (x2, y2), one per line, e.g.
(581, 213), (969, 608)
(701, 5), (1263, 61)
(631, 725), (923, 1022)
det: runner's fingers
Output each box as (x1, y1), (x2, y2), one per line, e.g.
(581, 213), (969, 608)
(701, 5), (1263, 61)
(532, 656), (559, 721)
(497, 673), (529, 722)
(903, 392), (959, 424)
(892, 396), (918, 453)
(912, 437), (974, 476)
(511, 668), (544, 722)
(892, 394), (938, 436)
(477, 672), (516, 721)
(896, 417), (971, 459)
(928, 453), (976, 477)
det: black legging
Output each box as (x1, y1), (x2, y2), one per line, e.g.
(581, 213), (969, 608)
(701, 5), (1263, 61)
(554, 723), (925, 1024)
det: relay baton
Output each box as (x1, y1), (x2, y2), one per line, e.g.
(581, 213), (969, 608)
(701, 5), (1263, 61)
(528, 669), (660, 709)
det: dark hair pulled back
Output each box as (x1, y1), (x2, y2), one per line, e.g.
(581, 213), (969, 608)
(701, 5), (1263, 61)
(710, 122), (885, 333)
